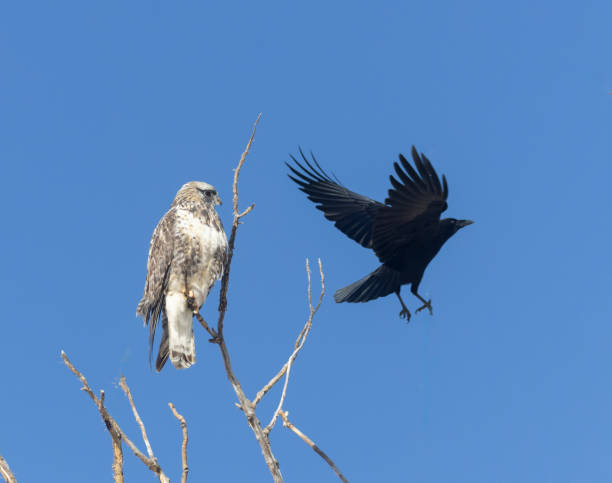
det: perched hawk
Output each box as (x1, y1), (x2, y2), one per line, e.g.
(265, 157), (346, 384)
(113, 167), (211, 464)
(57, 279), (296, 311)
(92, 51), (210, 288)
(137, 181), (228, 371)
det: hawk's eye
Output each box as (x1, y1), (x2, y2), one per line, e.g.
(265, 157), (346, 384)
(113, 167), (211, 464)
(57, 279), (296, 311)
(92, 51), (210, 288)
(198, 188), (216, 198)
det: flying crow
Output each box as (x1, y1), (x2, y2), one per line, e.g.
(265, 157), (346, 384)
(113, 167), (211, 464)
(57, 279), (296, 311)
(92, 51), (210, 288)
(287, 147), (472, 321)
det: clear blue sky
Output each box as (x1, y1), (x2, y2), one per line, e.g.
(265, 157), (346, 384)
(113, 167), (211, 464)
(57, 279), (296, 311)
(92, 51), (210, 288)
(1, 2), (611, 482)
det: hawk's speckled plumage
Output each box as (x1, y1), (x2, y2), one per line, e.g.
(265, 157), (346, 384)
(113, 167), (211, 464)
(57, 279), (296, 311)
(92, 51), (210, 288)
(137, 181), (228, 371)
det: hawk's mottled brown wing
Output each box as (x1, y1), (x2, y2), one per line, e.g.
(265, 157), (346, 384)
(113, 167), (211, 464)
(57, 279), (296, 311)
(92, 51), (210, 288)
(136, 210), (175, 356)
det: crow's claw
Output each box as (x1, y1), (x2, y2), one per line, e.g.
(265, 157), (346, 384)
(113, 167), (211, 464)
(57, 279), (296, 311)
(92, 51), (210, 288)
(399, 308), (411, 322)
(416, 299), (433, 316)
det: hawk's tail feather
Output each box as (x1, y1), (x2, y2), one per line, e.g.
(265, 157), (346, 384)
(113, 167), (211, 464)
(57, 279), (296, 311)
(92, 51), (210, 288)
(334, 265), (401, 303)
(155, 331), (169, 372)
(166, 293), (196, 370)
(155, 312), (170, 372)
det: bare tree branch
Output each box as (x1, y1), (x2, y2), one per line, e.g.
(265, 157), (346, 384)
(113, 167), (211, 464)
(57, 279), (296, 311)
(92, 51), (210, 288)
(263, 259), (325, 434)
(207, 113), (284, 482)
(192, 310), (219, 342)
(118, 376), (156, 462)
(280, 411), (349, 483)
(169, 403), (189, 483)
(61, 351), (170, 483)
(254, 259), (325, 406)
(0, 454), (17, 483)
(99, 389), (124, 483)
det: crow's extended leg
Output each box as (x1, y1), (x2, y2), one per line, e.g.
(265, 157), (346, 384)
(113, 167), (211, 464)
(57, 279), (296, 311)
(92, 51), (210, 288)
(413, 291), (433, 316)
(395, 290), (411, 322)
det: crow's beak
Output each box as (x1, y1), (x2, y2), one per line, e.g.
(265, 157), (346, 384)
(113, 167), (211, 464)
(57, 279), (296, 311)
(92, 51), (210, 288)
(459, 220), (474, 228)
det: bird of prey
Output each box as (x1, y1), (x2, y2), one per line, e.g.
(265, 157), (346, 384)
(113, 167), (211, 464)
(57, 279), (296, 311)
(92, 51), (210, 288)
(137, 181), (228, 371)
(287, 147), (472, 321)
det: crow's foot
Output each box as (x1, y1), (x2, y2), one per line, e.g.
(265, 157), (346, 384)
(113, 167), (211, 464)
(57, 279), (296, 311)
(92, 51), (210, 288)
(416, 299), (433, 316)
(399, 308), (411, 322)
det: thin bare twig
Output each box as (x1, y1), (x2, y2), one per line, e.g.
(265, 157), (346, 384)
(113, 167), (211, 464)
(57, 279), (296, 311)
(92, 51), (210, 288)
(263, 259), (325, 434)
(119, 376), (156, 462)
(280, 411), (349, 483)
(98, 390), (124, 483)
(255, 259), (325, 408)
(0, 454), (17, 483)
(61, 351), (169, 483)
(193, 311), (219, 341)
(169, 403), (189, 483)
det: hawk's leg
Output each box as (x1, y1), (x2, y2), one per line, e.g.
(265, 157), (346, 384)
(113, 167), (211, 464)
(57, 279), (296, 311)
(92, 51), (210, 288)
(413, 292), (433, 316)
(395, 290), (411, 322)
(184, 289), (200, 313)
(184, 289), (220, 343)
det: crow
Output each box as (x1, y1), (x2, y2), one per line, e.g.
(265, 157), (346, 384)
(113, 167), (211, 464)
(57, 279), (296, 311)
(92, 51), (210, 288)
(287, 146), (473, 321)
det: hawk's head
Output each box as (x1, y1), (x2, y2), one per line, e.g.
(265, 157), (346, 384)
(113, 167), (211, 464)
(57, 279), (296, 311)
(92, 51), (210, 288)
(177, 181), (222, 207)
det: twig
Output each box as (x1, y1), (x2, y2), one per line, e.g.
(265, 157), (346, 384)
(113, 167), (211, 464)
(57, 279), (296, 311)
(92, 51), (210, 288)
(99, 389), (124, 483)
(255, 259), (325, 407)
(263, 259), (325, 434)
(119, 376), (156, 462)
(192, 311), (219, 342)
(217, 112), (261, 320)
(280, 411), (349, 483)
(169, 403), (189, 483)
(0, 454), (17, 483)
(61, 351), (169, 483)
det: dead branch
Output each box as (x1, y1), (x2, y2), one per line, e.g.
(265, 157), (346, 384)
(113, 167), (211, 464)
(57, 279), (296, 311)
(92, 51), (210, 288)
(263, 259), (325, 434)
(100, 389), (124, 483)
(169, 403), (189, 483)
(61, 351), (170, 483)
(254, 259), (325, 406)
(118, 376), (156, 462)
(192, 311), (219, 342)
(198, 113), (284, 482)
(280, 411), (349, 483)
(0, 454), (17, 483)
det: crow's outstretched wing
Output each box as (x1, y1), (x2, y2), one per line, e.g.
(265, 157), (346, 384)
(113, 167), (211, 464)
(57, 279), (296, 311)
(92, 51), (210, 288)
(287, 149), (384, 248)
(373, 146), (448, 264)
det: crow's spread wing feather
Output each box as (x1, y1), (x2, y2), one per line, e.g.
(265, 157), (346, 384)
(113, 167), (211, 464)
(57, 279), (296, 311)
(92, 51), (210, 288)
(287, 149), (384, 248)
(373, 146), (448, 264)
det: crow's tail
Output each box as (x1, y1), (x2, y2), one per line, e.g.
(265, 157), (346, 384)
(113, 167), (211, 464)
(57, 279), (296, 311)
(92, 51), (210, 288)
(334, 265), (401, 303)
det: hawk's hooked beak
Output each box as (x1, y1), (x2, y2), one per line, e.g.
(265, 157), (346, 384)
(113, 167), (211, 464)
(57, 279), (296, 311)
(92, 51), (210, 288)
(216, 195), (222, 206)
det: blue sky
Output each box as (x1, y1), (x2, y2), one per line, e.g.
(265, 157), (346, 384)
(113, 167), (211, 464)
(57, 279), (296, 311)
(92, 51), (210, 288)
(1, 1), (611, 482)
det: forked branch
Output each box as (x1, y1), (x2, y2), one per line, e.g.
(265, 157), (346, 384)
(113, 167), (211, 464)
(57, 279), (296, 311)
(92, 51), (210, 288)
(61, 351), (170, 483)
(192, 114), (284, 482)
(263, 259), (324, 434)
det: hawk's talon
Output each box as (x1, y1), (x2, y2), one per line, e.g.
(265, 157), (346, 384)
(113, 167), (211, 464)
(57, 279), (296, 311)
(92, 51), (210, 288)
(416, 299), (433, 315)
(185, 292), (198, 312)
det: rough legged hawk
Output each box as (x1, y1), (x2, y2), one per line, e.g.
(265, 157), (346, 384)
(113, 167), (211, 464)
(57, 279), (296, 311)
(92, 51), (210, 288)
(137, 181), (228, 371)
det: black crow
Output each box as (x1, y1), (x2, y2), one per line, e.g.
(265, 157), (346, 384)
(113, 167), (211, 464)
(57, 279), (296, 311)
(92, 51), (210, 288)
(287, 147), (472, 321)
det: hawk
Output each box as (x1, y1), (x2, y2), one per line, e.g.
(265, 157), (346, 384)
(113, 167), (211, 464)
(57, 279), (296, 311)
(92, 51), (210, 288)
(137, 181), (228, 371)
(287, 147), (473, 321)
